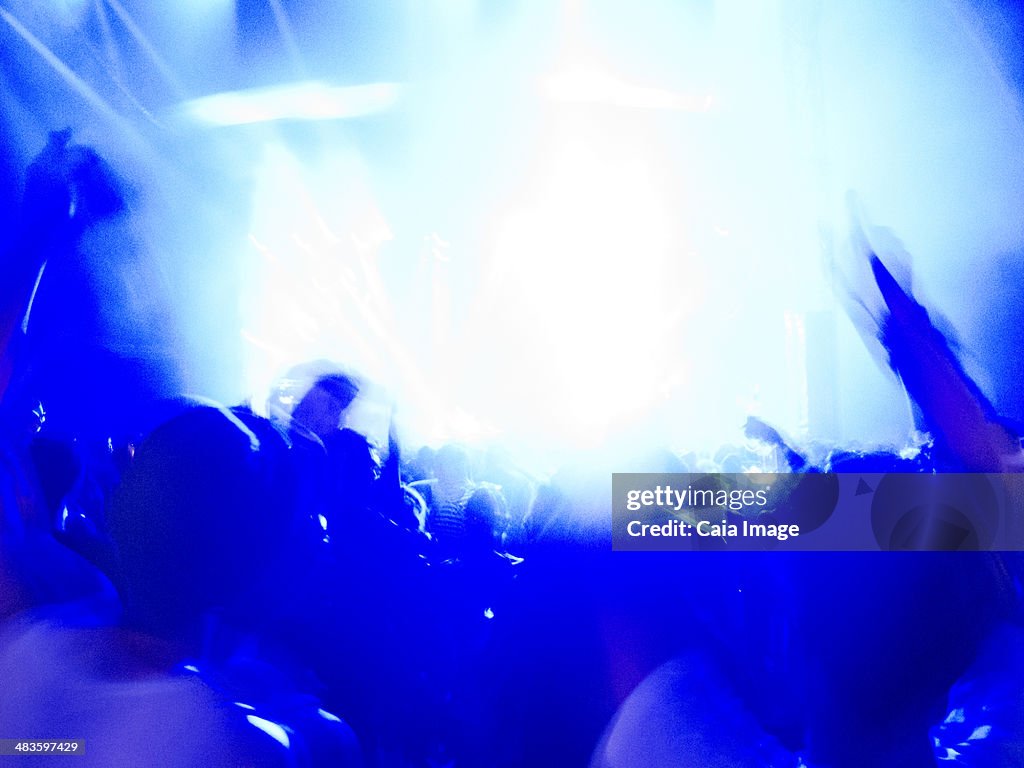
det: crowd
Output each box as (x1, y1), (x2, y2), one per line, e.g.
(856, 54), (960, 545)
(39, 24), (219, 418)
(0, 135), (1022, 767)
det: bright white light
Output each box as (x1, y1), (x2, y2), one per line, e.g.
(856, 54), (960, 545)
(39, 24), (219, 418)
(180, 82), (402, 126)
(226, 0), (1024, 466)
(240, 142), (389, 411)
(468, 103), (686, 450)
(541, 64), (711, 112)
(246, 715), (291, 749)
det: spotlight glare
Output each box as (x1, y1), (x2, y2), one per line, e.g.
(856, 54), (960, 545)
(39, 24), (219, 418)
(179, 81), (403, 127)
(541, 65), (711, 112)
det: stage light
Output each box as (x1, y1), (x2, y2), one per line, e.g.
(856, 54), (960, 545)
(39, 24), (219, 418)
(179, 81), (402, 127)
(541, 62), (711, 111)
(470, 100), (685, 452)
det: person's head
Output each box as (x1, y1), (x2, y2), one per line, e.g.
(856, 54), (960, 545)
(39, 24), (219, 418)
(464, 486), (502, 550)
(435, 444), (470, 486)
(64, 144), (126, 223)
(24, 132), (127, 224)
(108, 403), (298, 640)
(408, 445), (436, 481)
(273, 361), (360, 444)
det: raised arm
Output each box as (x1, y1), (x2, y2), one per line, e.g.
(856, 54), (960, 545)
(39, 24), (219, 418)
(859, 240), (1020, 471)
(0, 130), (77, 403)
